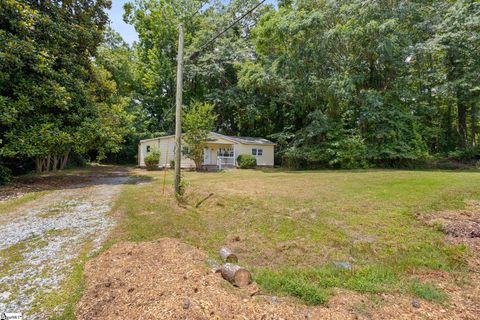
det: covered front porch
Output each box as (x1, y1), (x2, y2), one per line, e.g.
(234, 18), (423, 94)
(202, 143), (235, 170)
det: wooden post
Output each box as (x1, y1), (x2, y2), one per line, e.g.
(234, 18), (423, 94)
(174, 23), (184, 194)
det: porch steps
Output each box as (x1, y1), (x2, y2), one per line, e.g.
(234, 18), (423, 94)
(201, 164), (235, 172)
(202, 164), (220, 172)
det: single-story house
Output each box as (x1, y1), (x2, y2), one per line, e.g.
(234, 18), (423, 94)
(138, 132), (275, 169)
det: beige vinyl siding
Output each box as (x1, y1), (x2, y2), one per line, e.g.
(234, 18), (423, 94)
(139, 137), (195, 168)
(234, 144), (274, 166)
(138, 139), (160, 167)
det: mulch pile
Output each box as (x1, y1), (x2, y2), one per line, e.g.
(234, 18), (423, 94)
(422, 200), (480, 269)
(76, 238), (318, 320)
(76, 238), (480, 320)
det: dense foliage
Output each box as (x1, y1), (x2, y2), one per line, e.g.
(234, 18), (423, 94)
(0, 165), (11, 185)
(123, 0), (479, 169)
(0, 1), (133, 174)
(1, 0), (479, 174)
(236, 154), (257, 169)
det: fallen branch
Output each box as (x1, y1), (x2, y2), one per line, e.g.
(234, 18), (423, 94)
(195, 192), (214, 208)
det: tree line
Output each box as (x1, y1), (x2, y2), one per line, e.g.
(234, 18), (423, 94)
(123, 0), (480, 168)
(1, 0), (479, 182)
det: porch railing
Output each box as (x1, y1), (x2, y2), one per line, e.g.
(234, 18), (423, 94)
(217, 156), (235, 170)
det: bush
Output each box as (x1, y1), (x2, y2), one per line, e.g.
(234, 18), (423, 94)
(327, 135), (368, 169)
(282, 135), (368, 169)
(447, 147), (480, 161)
(236, 154), (257, 169)
(144, 151), (160, 170)
(170, 160), (175, 168)
(0, 165), (11, 185)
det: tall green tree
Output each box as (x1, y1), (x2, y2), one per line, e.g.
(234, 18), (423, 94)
(182, 101), (217, 170)
(0, 0), (132, 173)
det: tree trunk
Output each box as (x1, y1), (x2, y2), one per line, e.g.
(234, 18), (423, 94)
(60, 151), (69, 170)
(446, 100), (453, 149)
(35, 157), (43, 173)
(471, 103), (477, 147)
(52, 155), (58, 172)
(45, 154), (51, 172)
(219, 247), (238, 263)
(220, 263), (251, 287)
(458, 99), (468, 148)
(194, 158), (202, 171)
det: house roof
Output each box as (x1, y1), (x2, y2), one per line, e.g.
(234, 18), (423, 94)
(210, 132), (276, 145)
(140, 132), (276, 146)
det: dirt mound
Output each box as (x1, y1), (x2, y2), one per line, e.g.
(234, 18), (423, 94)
(76, 238), (319, 320)
(422, 200), (480, 268)
(425, 201), (480, 239)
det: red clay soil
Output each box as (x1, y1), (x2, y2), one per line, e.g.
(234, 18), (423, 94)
(76, 238), (480, 320)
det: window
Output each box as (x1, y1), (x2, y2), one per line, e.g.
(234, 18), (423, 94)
(146, 145), (151, 153)
(217, 147), (233, 157)
(252, 148), (263, 156)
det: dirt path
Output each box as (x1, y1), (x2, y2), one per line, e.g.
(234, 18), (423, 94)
(0, 169), (132, 319)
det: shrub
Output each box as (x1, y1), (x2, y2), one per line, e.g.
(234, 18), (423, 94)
(447, 147), (480, 161)
(144, 151), (160, 170)
(282, 135), (368, 170)
(0, 165), (11, 185)
(170, 160), (175, 168)
(327, 135), (369, 169)
(236, 154), (257, 169)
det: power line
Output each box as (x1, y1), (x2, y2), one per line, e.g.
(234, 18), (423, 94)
(188, 0), (210, 20)
(189, 0), (267, 61)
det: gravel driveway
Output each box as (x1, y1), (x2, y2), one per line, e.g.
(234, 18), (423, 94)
(0, 172), (131, 319)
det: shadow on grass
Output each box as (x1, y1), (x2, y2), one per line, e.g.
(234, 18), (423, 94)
(258, 167), (480, 175)
(0, 165), (154, 203)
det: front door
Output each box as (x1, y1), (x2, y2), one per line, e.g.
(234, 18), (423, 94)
(203, 148), (210, 164)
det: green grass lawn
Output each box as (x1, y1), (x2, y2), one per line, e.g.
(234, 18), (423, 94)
(113, 168), (480, 304)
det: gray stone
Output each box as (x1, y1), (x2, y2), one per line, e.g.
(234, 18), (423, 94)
(183, 298), (190, 310)
(333, 261), (352, 270)
(412, 299), (421, 308)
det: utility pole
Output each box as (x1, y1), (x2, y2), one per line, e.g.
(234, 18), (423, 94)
(174, 23), (184, 194)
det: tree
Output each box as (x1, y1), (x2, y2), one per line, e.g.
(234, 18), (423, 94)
(0, 0), (133, 173)
(182, 101), (217, 170)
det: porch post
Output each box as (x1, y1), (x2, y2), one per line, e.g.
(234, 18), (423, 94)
(233, 145), (236, 166)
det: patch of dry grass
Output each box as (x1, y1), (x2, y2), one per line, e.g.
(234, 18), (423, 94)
(112, 168), (480, 304)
